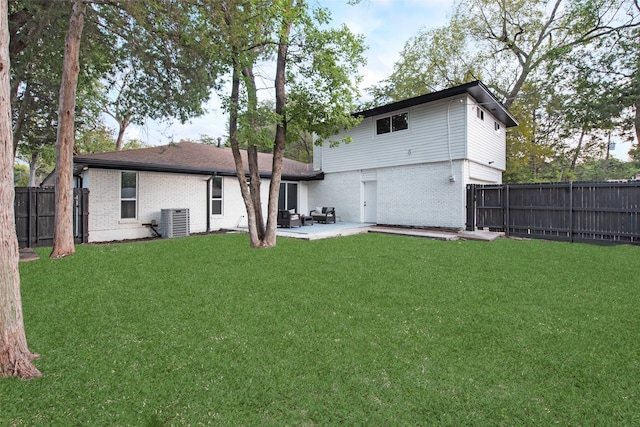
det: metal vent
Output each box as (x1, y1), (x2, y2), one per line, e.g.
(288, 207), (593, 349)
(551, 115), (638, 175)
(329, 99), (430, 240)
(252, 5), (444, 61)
(160, 208), (190, 238)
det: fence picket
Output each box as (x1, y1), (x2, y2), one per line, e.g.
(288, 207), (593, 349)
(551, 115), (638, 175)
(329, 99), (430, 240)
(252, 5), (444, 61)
(467, 182), (640, 245)
(14, 187), (89, 248)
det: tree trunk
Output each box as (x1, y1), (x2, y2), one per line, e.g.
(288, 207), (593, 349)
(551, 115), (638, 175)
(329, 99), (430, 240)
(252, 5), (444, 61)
(28, 150), (39, 187)
(12, 80), (30, 158)
(262, 18), (293, 248)
(0, 0), (41, 379)
(51, 0), (85, 259)
(634, 102), (640, 148)
(569, 128), (586, 177)
(241, 65), (266, 240)
(115, 118), (129, 151)
(228, 62), (262, 247)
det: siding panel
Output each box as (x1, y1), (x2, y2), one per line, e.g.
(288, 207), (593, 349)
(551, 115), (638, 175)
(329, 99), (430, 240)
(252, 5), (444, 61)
(467, 99), (506, 170)
(317, 97), (467, 173)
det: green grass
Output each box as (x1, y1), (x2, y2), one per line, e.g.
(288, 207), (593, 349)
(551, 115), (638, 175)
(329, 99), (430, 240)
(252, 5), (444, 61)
(2, 233), (640, 425)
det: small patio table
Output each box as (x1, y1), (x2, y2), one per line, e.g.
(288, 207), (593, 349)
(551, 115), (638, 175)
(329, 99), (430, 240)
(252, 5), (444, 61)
(300, 215), (314, 226)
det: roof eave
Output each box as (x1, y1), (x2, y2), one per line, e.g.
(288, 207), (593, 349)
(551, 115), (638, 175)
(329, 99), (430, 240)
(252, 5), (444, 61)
(74, 158), (321, 181)
(355, 80), (519, 128)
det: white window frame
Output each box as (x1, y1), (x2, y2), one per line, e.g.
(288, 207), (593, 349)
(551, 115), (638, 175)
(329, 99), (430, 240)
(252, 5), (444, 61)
(375, 111), (409, 136)
(120, 171), (137, 220)
(211, 176), (223, 216)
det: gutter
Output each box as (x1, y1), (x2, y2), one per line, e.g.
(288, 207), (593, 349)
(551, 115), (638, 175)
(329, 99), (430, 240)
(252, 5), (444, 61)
(72, 158), (324, 181)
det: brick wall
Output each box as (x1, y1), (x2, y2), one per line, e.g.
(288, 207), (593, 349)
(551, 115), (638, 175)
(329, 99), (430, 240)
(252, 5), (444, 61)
(308, 161), (467, 229)
(84, 169), (253, 242)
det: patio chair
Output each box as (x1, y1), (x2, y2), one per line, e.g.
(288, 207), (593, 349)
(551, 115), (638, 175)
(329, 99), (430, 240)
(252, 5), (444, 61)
(277, 209), (302, 228)
(310, 207), (336, 224)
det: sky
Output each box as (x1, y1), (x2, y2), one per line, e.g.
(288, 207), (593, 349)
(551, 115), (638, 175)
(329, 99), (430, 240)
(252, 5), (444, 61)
(123, 0), (455, 146)
(121, 0), (632, 160)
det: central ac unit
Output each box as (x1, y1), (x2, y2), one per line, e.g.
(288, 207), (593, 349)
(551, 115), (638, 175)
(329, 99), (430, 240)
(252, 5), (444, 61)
(161, 208), (190, 238)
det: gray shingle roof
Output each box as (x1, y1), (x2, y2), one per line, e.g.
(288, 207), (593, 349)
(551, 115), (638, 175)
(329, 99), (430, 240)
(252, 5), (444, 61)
(73, 141), (320, 180)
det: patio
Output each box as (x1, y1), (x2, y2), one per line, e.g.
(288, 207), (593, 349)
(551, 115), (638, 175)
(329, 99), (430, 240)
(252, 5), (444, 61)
(228, 220), (503, 241)
(273, 222), (503, 241)
(275, 222), (373, 240)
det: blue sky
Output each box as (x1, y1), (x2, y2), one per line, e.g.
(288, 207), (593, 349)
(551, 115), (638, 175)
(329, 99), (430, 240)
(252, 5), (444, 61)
(125, 0), (455, 145)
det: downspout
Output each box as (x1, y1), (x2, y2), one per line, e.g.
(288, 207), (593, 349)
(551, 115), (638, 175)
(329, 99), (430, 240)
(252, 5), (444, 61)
(206, 175), (213, 232)
(447, 98), (464, 183)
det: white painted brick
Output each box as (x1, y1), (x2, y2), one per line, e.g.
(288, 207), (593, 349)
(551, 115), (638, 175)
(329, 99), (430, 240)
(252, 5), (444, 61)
(308, 161), (468, 229)
(83, 169), (255, 242)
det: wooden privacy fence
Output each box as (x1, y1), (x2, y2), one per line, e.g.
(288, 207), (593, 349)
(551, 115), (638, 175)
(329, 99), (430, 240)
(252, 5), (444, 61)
(14, 187), (89, 248)
(466, 182), (640, 245)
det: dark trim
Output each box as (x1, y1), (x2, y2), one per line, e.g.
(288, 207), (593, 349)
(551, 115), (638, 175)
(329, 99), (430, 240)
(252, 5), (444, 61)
(355, 81), (518, 128)
(72, 158), (323, 181)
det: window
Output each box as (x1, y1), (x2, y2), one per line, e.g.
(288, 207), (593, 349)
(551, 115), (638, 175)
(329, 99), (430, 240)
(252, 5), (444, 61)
(278, 182), (298, 211)
(376, 117), (390, 134)
(392, 112), (409, 131)
(120, 171), (137, 219)
(376, 112), (408, 135)
(476, 107), (484, 120)
(211, 176), (223, 215)
(494, 121), (501, 131)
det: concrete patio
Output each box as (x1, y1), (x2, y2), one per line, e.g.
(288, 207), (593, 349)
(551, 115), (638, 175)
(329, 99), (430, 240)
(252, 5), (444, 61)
(267, 222), (504, 242)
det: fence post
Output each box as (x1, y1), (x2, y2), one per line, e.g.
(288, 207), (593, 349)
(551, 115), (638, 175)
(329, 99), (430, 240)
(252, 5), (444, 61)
(466, 184), (476, 231)
(27, 187), (33, 248)
(505, 185), (510, 237)
(569, 182), (573, 243)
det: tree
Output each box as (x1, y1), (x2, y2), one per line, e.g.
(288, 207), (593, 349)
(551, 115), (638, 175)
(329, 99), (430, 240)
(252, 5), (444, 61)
(99, 0), (223, 150)
(0, 0), (41, 379)
(9, 1), (113, 165)
(367, 20), (484, 106)
(213, 0), (364, 248)
(375, 0), (640, 182)
(457, 0), (640, 108)
(13, 163), (28, 186)
(50, 0), (85, 259)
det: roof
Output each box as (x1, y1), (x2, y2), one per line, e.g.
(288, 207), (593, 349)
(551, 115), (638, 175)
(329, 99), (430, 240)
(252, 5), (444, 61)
(73, 141), (320, 181)
(355, 80), (519, 128)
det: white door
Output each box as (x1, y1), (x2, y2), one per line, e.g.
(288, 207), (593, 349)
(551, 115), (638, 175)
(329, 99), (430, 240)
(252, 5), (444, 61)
(363, 181), (377, 223)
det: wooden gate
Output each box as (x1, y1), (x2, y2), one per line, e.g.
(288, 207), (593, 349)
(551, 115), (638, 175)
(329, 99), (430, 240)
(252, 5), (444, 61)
(466, 182), (640, 245)
(14, 187), (89, 248)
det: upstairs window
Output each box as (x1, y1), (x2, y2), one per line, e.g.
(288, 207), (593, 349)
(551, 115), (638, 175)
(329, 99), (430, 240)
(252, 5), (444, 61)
(376, 112), (408, 135)
(476, 107), (484, 120)
(120, 171), (137, 219)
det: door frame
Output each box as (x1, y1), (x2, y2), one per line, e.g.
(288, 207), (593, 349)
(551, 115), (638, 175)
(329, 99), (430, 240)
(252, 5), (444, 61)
(362, 180), (377, 223)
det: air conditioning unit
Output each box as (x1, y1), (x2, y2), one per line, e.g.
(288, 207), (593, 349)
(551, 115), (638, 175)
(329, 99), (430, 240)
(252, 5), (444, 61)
(161, 208), (190, 238)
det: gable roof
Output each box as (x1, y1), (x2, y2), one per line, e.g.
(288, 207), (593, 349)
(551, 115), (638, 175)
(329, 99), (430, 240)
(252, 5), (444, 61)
(355, 80), (518, 128)
(73, 141), (320, 181)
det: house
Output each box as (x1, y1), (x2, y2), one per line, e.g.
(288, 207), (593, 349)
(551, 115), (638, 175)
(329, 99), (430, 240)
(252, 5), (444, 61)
(71, 142), (320, 242)
(70, 80), (517, 242)
(308, 80), (518, 229)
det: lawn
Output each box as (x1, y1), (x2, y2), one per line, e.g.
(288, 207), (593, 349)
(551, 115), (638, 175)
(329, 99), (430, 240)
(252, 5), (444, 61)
(2, 233), (639, 425)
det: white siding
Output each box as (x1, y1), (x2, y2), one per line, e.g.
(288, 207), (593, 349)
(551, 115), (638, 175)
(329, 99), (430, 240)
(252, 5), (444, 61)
(306, 92), (508, 229)
(466, 99), (506, 170)
(316, 96), (467, 173)
(466, 161), (502, 184)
